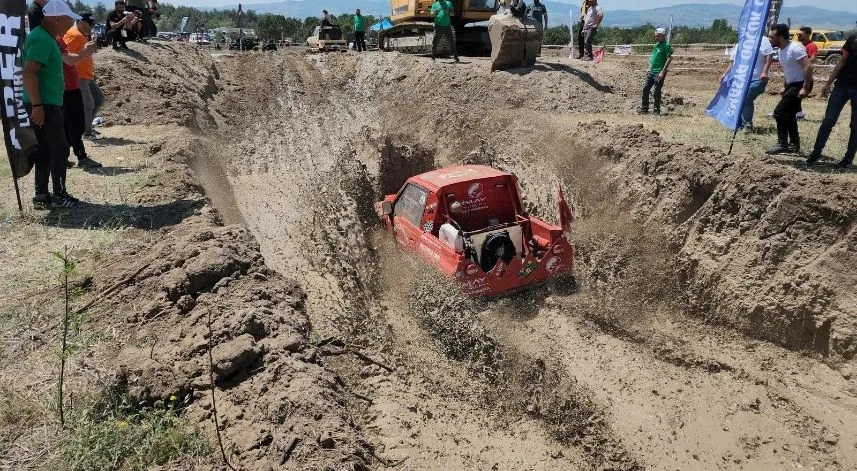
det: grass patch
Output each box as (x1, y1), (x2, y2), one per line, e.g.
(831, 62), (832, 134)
(49, 399), (211, 471)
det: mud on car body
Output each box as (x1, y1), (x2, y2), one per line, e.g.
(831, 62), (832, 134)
(377, 165), (574, 295)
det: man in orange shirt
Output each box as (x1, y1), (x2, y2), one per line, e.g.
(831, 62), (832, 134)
(64, 13), (104, 141)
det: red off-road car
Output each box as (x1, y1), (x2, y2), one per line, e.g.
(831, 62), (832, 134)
(376, 165), (574, 295)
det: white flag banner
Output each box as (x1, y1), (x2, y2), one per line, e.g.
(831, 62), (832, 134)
(614, 45), (632, 55)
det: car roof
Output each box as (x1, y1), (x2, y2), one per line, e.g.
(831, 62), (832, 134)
(411, 165), (512, 192)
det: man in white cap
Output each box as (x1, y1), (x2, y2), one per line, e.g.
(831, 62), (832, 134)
(639, 27), (673, 115)
(22, 0), (82, 208)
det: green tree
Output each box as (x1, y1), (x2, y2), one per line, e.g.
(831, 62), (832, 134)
(543, 25), (570, 45)
(93, 2), (106, 22)
(256, 14), (287, 40)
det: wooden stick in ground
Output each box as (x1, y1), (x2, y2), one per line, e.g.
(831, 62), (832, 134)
(58, 246), (70, 427)
(281, 437), (301, 464)
(348, 347), (395, 372)
(207, 308), (237, 471)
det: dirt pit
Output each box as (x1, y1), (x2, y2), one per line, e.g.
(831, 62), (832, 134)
(2, 44), (857, 470)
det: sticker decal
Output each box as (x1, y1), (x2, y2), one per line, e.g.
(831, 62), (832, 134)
(519, 259), (538, 278)
(423, 221), (434, 232)
(467, 182), (484, 199)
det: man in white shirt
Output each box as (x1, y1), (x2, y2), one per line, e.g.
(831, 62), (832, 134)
(720, 36), (775, 129)
(766, 23), (813, 154)
(581, 0), (603, 61)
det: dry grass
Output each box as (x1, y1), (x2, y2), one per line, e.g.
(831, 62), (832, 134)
(0, 124), (210, 471)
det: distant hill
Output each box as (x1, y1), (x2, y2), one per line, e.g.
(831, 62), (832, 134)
(594, 3), (857, 30)
(198, 1), (857, 31)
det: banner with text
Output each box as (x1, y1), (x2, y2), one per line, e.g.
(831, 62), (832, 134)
(705, 0), (772, 131)
(1, 0), (39, 180)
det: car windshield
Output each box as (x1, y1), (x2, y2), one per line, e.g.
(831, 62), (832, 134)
(826, 32), (844, 41)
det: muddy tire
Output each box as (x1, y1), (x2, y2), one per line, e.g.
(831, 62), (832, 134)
(825, 53), (841, 66)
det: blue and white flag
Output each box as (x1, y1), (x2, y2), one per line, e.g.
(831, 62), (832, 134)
(705, 0), (772, 131)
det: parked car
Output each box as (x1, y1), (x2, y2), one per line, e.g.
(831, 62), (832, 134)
(789, 29), (847, 65)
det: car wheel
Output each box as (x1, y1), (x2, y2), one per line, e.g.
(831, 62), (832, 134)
(826, 54), (841, 66)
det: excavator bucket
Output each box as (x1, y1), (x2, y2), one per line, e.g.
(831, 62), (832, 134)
(488, 15), (544, 71)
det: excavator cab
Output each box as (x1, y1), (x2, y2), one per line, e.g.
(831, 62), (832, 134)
(382, 0), (499, 56)
(381, 1), (543, 70)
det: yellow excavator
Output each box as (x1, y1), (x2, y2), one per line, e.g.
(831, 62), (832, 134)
(379, 0), (498, 55)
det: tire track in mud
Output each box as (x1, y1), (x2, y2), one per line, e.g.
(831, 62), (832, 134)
(220, 52), (607, 469)
(465, 122), (852, 470)
(214, 51), (857, 470)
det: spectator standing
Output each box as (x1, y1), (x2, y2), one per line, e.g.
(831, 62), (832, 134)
(430, 0), (459, 63)
(321, 10), (333, 27)
(353, 9), (367, 52)
(58, 28), (101, 169)
(142, 0), (159, 38)
(806, 33), (857, 168)
(509, 0), (527, 19)
(27, 0), (47, 29)
(65, 13), (105, 141)
(528, 0), (548, 31)
(798, 27), (818, 60)
(766, 23), (812, 155)
(795, 26), (816, 120)
(639, 27), (673, 115)
(719, 36), (775, 129)
(581, 0), (603, 61)
(22, 1), (82, 208)
(576, 0), (586, 59)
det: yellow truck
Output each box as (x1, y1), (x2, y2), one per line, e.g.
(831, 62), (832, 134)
(790, 29), (848, 65)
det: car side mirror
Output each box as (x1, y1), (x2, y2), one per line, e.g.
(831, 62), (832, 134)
(381, 201), (393, 216)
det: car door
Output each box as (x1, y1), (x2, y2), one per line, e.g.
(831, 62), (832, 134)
(392, 183), (429, 250)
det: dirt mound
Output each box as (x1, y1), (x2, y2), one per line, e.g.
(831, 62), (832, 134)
(95, 43), (220, 129)
(568, 121), (857, 358)
(97, 224), (369, 470)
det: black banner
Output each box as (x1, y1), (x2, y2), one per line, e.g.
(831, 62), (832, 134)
(1, 0), (39, 193)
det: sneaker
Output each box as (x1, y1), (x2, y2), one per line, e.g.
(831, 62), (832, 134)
(805, 151), (821, 166)
(637, 108), (649, 115)
(84, 131), (101, 141)
(837, 158), (854, 169)
(120, 42), (129, 50)
(795, 111), (806, 120)
(789, 143), (801, 154)
(652, 110), (662, 116)
(77, 156), (103, 168)
(92, 117), (104, 127)
(66, 159), (75, 168)
(51, 192), (81, 208)
(765, 143), (789, 155)
(32, 193), (51, 210)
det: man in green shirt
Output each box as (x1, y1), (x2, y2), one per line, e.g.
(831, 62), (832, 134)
(430, 0), (459, 62)
(353, 9), (367, 52)
(23, 1), (82, 208)
(639, 27), (673, 115)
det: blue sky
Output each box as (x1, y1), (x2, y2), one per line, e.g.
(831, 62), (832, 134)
(172, 0), (857, 14)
